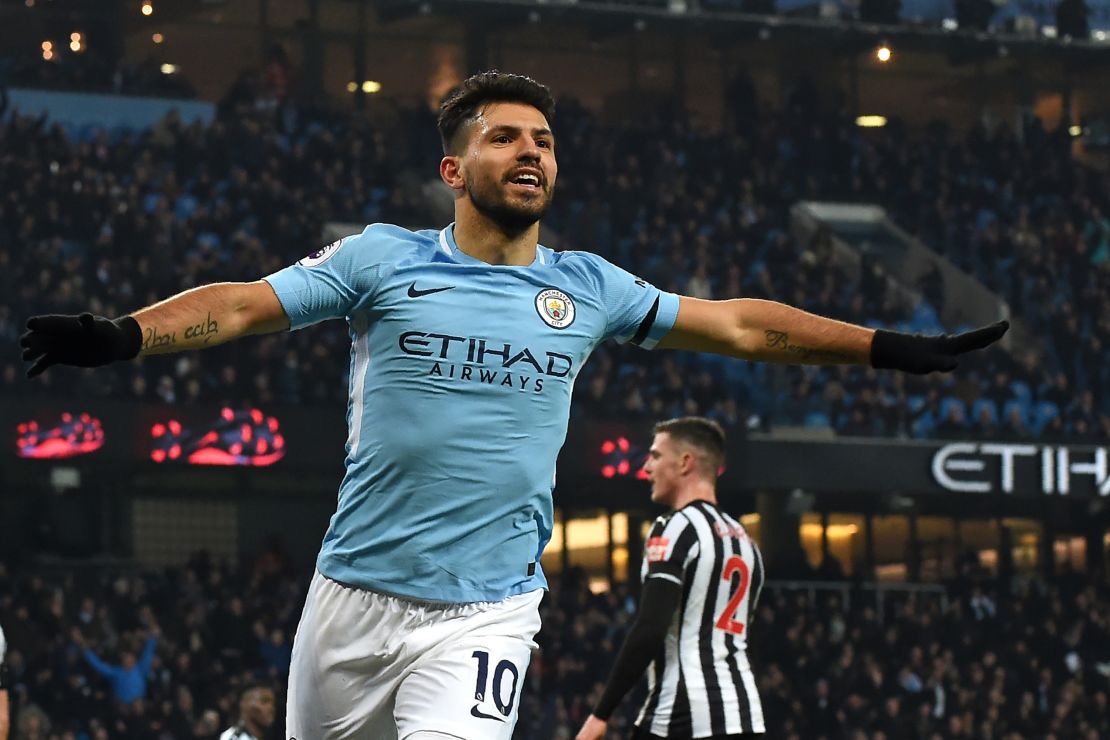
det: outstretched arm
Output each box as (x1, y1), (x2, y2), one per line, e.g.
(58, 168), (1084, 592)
(82, 648), (117, 678)
(131, 281), (289, 356)
(658, 297), (1008, 374)
(21, 281), (288, 377)
(576, 577), (683, 740)
(136, 635), (159, 675)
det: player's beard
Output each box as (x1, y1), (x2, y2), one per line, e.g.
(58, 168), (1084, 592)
(465, 170), (553, 234)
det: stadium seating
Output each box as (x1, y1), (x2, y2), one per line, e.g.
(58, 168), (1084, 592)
(2, 550), (1107, 739)
(0, 80), (1106, 442)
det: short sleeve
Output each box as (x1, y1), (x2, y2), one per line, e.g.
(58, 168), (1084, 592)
(644, 513), (700, 585)
(262, 225), (386, 329)
(582, 253), (679, 350)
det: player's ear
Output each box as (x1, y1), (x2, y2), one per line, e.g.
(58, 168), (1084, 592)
(440, 155), (465, 192)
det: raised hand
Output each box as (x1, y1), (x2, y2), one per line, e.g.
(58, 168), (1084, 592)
(20, 313), (142, 378)
(870, 320), (1010, 374)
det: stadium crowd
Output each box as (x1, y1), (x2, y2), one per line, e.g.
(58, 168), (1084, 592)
(1, 53), (197, 100)
(0, 74), (1106, 441)
(1, 547), (1108, 739)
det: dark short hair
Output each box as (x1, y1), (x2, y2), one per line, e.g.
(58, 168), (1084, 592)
(437, 71), (556, 155)
(654, 417), (726, 478)
(239, 681), (273, 703)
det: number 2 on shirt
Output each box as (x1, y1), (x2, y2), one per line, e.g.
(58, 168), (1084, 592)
(714, 555), (751, 635)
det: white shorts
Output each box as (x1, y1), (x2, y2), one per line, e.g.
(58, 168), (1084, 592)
(287, 570), (543, 740)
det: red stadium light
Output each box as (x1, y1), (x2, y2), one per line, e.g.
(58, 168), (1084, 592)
(17, 412), (106, 459)
(599, 436), (646, 478)
(149, 407), (286, 467)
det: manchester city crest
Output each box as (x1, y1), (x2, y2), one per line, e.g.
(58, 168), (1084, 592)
(534, 288), (576, 329)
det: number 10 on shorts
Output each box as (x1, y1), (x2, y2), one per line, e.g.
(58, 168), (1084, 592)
(470, 650), (520, 722)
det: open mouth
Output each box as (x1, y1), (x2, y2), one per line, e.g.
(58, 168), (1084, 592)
(507, 172), (543, 192)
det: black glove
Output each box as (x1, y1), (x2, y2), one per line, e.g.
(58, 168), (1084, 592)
(20, 313), (143, 378)
(870, 320), (1009, 375)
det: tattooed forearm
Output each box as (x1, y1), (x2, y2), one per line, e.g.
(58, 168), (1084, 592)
(183, 312), (219, 344)
(141, 314), (218, 352)
(143, 325), (177, 350)
(764, 329), (855, 363)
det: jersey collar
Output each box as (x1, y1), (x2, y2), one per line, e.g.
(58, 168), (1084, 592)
(439, 223), (547, 267)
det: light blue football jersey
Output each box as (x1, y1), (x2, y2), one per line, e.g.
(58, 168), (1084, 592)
(263, 223), (680, 602)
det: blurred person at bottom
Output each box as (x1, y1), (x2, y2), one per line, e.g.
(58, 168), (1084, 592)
(0, 622), (8, 740)
(220, 684), (276, 740)
(578, 417), (765, 740)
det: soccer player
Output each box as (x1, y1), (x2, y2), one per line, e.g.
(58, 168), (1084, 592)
(220, 684), (276, 740)
(20, 71), (1007, 738)
(0, 622), (8, 740)
(577, 418), (764, 740)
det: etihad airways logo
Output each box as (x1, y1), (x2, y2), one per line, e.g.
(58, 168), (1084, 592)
(932, 443), (1110, 496)
(398, 331), (573, 393)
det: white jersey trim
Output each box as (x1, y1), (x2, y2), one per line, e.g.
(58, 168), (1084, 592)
(346, 312), (371, 456)
(647, 573), (683, 586)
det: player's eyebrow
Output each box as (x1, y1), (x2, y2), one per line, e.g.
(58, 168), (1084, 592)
(488, 124), (555, 140)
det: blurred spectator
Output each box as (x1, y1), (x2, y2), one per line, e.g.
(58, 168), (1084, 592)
(79, 627), (159, 705)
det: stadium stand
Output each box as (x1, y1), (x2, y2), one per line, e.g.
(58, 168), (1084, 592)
(1, 550), (1107, 739)
(0, 2), (1105, 736)
(1, 81), (1106, 441)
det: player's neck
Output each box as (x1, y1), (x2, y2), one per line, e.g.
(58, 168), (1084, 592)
(670, 481), (718, 511)
(452, 207), (539, 266)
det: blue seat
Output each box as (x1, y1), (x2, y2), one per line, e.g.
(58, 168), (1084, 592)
(939, 396), (967, 423)
(1002, 398), (1031, 427)
(1031, 401), (1060, 435)
(912, 412), (937, 438)
(804, 412), (831, 428)
(971, 398), (999, 425)
(1009, 380), (1032, 402)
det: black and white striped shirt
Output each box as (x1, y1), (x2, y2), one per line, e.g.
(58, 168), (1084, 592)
(636, 500), (765, 737)
(219, 727), (258, 740)
(0, 623), (8, 690)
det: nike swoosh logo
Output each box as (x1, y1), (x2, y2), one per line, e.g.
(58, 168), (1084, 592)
(407, 283), (455, 298)
(470, 705), (506, 722)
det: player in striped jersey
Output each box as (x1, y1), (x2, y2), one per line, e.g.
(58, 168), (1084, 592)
(219, 684), (275, 740)
(578, 417), (764, 740)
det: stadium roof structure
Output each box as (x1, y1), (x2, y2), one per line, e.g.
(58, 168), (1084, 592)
(374, 0), (1110, 62)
